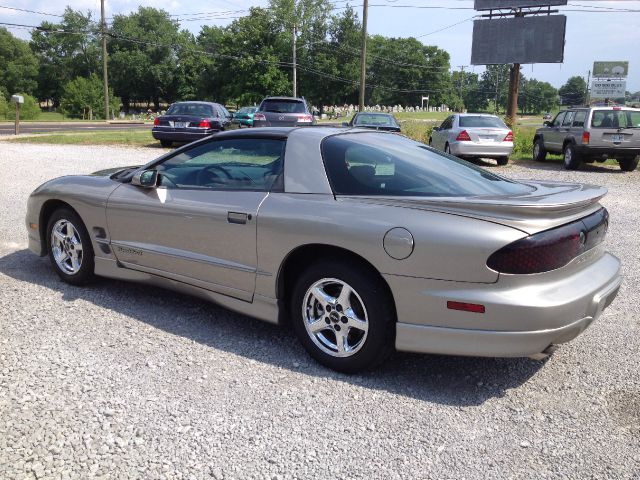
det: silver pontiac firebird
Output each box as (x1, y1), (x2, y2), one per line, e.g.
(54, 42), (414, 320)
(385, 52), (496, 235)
(26, 127), (622, 372)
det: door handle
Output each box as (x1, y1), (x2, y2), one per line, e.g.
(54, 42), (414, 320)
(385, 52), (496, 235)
(227, 212), (250, 224)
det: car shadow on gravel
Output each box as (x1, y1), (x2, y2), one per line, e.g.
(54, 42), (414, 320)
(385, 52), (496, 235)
(1, 249), (545, 406)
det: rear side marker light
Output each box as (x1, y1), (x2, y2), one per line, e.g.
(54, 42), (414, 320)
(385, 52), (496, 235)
(504, 131), (514, 142)
(456, 130), (471, 141)
(447, 301), (485, 314)
(582, 131), (590, 144)
(153, 117), (160, 125)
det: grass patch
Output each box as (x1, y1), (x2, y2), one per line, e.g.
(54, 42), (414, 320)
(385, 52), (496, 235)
(7, 129), (157, 147)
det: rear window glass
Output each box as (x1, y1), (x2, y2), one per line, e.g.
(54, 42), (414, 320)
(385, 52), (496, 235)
(321, 133), (533, 197)
(259, 99), (306, 113)
(167, 103), (214, 117)
(591, 110), (640, 128)
(459, 116), (506, 128)
(353, 114), (398, 127)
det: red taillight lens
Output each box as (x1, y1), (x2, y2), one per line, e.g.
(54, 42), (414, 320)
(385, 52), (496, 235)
(504, 131), (514, 142)
(487, 208), (608, 274)
(582, 131), (590, 144)
(254, 113), (266, 121)
(153, 117), (160, 125)
(456, 130), (471, 141)
(198, 119), (211, 128)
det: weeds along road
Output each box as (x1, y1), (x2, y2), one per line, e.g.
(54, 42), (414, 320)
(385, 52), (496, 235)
(0, 141), (639, 479)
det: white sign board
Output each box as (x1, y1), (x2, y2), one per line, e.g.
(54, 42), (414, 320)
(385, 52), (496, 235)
(591, 78), (626, 99)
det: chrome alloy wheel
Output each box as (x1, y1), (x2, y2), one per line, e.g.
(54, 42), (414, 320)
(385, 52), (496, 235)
(50, 219), (84, 275)
(302, 278), (369, 358)
(533, 142), (540, 158)
(564, 146), (572, 166)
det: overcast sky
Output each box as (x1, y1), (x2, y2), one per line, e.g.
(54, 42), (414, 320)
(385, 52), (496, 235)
(3, 0), (639, 92)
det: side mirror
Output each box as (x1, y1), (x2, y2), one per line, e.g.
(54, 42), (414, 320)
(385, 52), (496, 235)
(132, 170), (159, 188)
(543, 121), (551, 127)
(433, 127), (440, 131)
(342, 122), (350, 127)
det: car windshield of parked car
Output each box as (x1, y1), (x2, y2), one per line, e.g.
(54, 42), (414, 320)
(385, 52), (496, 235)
(155, 138), (285, 191)
(260, 99), (306, 113)
(591, 110), (640, 128)
(322, 133), (533, 197)
(353, 114), (398, 127)
(459, 116), (506, 128)
(167, 103), (213, 117)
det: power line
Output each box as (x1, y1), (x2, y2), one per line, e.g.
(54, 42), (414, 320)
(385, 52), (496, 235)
(0, 4), (64, 17)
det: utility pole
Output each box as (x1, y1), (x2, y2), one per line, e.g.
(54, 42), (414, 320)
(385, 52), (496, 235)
(292, 24), (297, 97)
(506, 62), (520, 124)
(358, 0), (368, 112)
(101, 0), (110, 121)
(585, 69), (591, 105)
(494, 70), (500, 114)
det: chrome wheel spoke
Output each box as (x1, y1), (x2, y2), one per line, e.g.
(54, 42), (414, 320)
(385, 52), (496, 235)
(53, 230), (66, 244)
(65, 222), (77, 240)
(302, 278), (369, 358)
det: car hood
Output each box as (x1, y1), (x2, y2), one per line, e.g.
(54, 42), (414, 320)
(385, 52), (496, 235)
(340, 180), (607, 234)
(90, 165), (141, 177)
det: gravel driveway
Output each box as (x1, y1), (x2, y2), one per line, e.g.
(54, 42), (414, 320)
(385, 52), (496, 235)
(1, 142), (638, 480)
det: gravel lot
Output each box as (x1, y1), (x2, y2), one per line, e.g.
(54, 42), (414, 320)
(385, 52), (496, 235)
(1, 142), (639, 480)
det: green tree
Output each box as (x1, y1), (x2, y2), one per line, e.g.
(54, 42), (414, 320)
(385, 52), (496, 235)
(0, 28), (39, 97)
(452, 71), (487, 112)
(6, 93), (40, 120)
(519, 78), (557, 114)
(0, 94), (7, 119)
(559, 76), (586, 106)
(60, 74), (120, 119)
(480, 65), (510, 113)
(30, 8), (100, 106)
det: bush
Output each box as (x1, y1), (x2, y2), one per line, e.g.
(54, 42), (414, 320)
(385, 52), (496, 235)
(512, 126), (536, 159)
(400, 121), (436, 144)
(6, 93), (40, 120)
(0, 94), (7, 119)
(60, 74), (120, 119)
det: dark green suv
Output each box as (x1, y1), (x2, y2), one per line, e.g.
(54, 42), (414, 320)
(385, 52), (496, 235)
(533, 107), (640, 171)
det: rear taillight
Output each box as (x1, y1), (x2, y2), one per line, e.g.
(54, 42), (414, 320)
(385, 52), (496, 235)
(254, 113), (266, 122)
(456, 130), (471, 141)
(297, 114), (313, 123)
(582, 131), (590, 144)
(153, 117), (160, 125)
(198, 119), (211, 128)
(487, 208), (608, 274)
(503, 131), (513, 142)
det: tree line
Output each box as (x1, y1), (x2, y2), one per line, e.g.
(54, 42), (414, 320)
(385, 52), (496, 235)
(0, 0), (601, 119)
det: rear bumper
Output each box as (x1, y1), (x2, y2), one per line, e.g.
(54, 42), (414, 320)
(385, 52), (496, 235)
(234, 118), (253, 127)
(152, 128), (218, 142)
(576, 145), (640, 158)
(253, 120), (315, 128)
(450, 141), (514, 158)
(391, 251), (622, 357)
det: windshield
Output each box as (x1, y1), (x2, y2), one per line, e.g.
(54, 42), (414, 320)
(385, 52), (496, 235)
(591, 110), (640, 129)
(353, 114), (398, 127)
(259, 99), (306, 113)
(167, 103), (214, 117)
(459, 116), (506, 128)
(321, 133), (533, 197)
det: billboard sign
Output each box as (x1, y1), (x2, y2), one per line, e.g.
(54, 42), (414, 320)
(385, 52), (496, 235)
(591, 78), (627, 99)
(471, 15), (566, 64)
(592, 61), (628, 78)
(474, 0), (567, 9)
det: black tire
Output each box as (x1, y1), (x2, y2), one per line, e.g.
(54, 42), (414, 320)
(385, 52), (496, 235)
(444, 143), (452, 155)
(533, 138), (547, 162)
(160, 140), (172, 148)
(46, 208), (95, 286)
(496, 156), (509, 166)
(563, 143), (581, 170)
(290, 259), (395, 373)
(619, 156), (639, 172)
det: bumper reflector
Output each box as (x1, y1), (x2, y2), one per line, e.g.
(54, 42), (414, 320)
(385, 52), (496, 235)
(447, 301), (485, 314)
(29, 223), (38, 230)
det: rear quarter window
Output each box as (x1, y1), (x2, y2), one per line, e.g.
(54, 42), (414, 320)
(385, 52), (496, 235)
(572, 111), (587, 127)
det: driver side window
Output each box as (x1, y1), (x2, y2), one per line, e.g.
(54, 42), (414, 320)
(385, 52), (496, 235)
(156, 138), (285, 191)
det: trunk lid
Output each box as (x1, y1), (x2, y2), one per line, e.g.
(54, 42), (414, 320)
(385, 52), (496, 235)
(342, 180), (607, 235)
(157, 114), (212, 129)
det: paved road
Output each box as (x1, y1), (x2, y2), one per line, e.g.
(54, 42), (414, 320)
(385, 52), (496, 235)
(0, 122), (151, 136)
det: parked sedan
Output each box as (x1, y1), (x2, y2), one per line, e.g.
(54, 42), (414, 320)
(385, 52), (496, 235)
(343, 112), (401, 132)
(26, 128), (620, 372)
(429, 113), (514, 165)
(233, 106), (258, 127)
(152, 101), (236, 147)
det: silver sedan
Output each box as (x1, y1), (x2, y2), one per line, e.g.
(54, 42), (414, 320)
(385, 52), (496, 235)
(26, 127), (620, 372)
(429, 113), (514, 165)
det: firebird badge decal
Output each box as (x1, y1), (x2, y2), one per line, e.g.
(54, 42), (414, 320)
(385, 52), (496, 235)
(116, 246), (143, 256)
